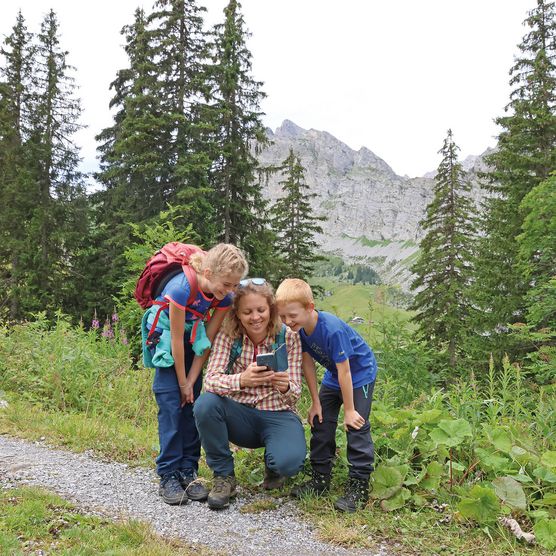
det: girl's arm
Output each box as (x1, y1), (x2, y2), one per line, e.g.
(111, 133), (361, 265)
(169, 302), (187, 406)
(183, 308), (230, 402)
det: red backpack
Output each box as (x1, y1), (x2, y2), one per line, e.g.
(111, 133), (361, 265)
(135, 242), (203, 309)
(135, 243), (216, 344)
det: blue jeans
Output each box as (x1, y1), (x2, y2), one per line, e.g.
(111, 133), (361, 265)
(194, 393), (306, 477)
(152, 339), (202, 478)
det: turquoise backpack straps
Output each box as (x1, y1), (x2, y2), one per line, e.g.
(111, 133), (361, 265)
(225, 337), (243, 374)
(272, 324), (287, 350)
(224, 325), (287, 375)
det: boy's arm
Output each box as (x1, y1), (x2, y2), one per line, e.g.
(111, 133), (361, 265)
(302, 352), (323, 427)
(336, 359), (365, 431)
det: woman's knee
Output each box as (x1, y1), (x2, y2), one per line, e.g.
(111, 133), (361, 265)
(193, 392), (223, 424)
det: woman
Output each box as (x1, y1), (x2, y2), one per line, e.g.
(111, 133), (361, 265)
(194, 278), (306, 510)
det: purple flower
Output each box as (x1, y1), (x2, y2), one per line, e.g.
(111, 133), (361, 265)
(111, 311), (119, 323)
(91, 310), (100, 330)
(102, 320), (114, 339)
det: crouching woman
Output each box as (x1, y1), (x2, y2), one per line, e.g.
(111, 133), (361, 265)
(194, 278), (306, 510)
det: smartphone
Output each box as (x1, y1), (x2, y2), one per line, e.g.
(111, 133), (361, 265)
(256, 353), (275, 368)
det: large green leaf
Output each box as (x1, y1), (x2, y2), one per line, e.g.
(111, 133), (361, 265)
(370, 466), (403, 500)
(540, 450), (556, 470)
(533, 519), (556, 550)
(533, 493), (556, 507)
(533, 466), (556, 484)
(492, 476), (527, 511)
(419, 461), (444, 491)
(458, 485), (500, 523)
(413, 409), (444, 425)
(475, 447), (510, 473)
(430, 419), (472, 448)
(485, 427), (513, 453)
(509, 445), (538, 465)
(380, 488), (411, 511)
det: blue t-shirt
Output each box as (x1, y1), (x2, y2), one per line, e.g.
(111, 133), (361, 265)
(300, 311), (377, 390)
(147, 272), (232, 334)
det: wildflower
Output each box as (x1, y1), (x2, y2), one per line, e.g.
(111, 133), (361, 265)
(120, 329), (129, 345)
(102, 320), (114, 339)
(111, 311), (119, 323)
(91, 310), (100, 330)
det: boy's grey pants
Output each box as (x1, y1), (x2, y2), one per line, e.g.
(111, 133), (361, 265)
(310, 382), (375, 480)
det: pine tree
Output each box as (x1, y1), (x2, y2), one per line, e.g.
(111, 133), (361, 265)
(472, 0), (556, 359)
(23, 9), (87, 316)
(207, 0), (268, 258)
(0, 11), (36, 319)
(147, 0), (216, 239)
(410, 130), (478, 369)
(270, 148), (325, 281)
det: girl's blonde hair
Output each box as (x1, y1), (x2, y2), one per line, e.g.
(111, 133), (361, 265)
(190, 243), (248, 278)
(222, 280), (282, 340)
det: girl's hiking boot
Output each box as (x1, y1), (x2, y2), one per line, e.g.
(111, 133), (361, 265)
(159, 471), (188, 505)
(207, 475), (237, 510)
(334, 477), (369, 513)
(290, 470), (330, 498)
(262, 465), (286, 490)
(178, 470), (210, 502)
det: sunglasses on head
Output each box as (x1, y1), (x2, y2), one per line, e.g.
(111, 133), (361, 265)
(239, 278), (267, 288)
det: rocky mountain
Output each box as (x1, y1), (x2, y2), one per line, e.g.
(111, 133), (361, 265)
(258, 120), (490, 288)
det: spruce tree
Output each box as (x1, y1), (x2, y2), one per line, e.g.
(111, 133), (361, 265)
(207, 0), (268, 259)
(270, 148), (325, 281)
(472, 0), (556, 359)
(23, 9), (88, 316)
(147, 0), (216, 240)
(0, 11), (36, 319)
(410, 130), (478, 369)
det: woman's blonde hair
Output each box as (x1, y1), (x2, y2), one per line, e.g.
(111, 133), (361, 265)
(190, 243), (248, 278)
(222, 280), (282, 340)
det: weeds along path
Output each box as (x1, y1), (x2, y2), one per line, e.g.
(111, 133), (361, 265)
(0, 435), (385, 556)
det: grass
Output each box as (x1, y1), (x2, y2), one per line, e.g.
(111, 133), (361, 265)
(295, 493), (549, 556)
(0, 486), (208, 555)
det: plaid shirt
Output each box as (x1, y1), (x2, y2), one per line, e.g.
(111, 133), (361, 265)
(205, 327), (303, 411)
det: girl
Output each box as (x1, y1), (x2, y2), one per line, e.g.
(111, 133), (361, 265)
(193, 278), (307, 510)
(148, 243), (248, 505)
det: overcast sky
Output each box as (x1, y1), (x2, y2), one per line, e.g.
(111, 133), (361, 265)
(1, 0), (536, 179)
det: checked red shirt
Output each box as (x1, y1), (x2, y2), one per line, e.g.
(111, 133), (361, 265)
(204, 327), (303, 411)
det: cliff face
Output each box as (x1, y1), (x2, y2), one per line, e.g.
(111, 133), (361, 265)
(258, 120), (490, 287)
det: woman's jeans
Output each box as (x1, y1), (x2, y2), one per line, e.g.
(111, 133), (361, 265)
(194, 392), (306, 477)
(153, 339), (202, 478)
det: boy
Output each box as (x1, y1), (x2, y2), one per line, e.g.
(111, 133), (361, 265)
(275, 278), (377, 513)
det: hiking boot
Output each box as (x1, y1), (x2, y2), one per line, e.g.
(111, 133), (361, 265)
(159, 471), (188, 505)
(334, 477), (369, 513)
(207, 475), (237, 510)
(178, 470), (210, 502)
(262, 465), (286, 490)
(290, 469), (330, 498)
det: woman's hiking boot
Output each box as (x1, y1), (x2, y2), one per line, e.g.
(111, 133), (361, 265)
(290, 469), (330, 498)
(207, 475), (237, 510)
(159, 471), (188, 505)
(178, 470), (210, 502)
(334, 477), (369, 513)
(262, 465), (286, 490)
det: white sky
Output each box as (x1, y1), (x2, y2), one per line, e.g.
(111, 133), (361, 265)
(1, 0), (536, 179)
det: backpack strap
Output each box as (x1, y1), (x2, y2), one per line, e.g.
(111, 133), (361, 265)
(225, 336), (243, 375)
(272, 324), (287, 350)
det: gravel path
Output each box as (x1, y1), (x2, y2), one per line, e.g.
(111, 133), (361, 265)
(0, 435), (387, 556)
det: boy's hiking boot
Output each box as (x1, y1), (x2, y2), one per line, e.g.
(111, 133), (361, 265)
(178, 470), (210, 502)
(262, 465), (286, 490)
(159, 471), (188, 505)
(334, 477), (369, 513)
(290, 470), (330, 498)
(207, 475), (237, 510)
